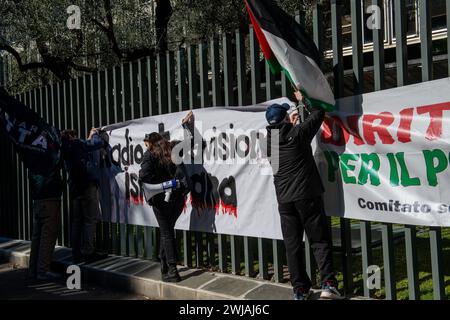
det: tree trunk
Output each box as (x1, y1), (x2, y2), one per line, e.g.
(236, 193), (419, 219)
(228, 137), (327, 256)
(155, 0), (173, 52)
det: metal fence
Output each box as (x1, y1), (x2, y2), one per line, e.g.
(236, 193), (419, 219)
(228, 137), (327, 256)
(1, 0), (450, 300)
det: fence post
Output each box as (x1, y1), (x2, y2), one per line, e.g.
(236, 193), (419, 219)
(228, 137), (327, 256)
(223, 33), (234, 106)
(157, 54), (168, 114)
(404, 225), (420, 300)
(166, 51), (177, 113)
(236, 31), (247, 106)
(195, 231), (205, 268)
(218, 234), (228, 273)
(199, 42), (210, 108)
(272, 239), (284, 283)
(183, 230), (193, 267)
(243, 236), (255, 277)
(381, 223), (396, 300)
(144, 226), (154, 260)
(249, 26), (261, 105)
(207, 233), (216, 267)
(258, 238), (269, 280)
(340, 218), (353, 295)
(177, 48), (189, 111)
(138, 58), (146, 118)
(373, 0), (385, 91)
(360, 220), (373, 297)
(429, 227), (445, 300)
(351, 0), (364, 93)
(146, 56), (158, 116)
(211, 36), (223, 107)
(331, 0), (344, 99)
(188, 46), (198, 109)
(419, 0), (433, 82)
(230, 235), (242, 275)
(395, 0), (408, 86)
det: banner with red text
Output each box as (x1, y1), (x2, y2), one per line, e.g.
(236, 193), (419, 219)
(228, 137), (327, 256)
(317, 77), (450, 227)
(98, 77), (450, 239)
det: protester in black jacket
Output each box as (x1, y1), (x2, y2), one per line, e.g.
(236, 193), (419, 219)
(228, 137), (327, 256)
(139, 111), (192, 283)
(61, 128), (107, 264)
(266, 91), (342, 300)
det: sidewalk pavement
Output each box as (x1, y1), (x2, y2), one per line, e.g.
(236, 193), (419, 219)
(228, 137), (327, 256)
(0, 262), (149, 300)
(0, 237), (369, 300)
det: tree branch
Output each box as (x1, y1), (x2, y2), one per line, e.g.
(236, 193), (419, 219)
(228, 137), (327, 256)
(103, 0), (123, 59)
(0, 40), (47, 71)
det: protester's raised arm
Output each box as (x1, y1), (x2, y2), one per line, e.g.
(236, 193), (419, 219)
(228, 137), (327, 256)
(297, 105), (325, 142)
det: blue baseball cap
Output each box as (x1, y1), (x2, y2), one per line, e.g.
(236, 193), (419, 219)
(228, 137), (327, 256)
(265, 103), (291, 125)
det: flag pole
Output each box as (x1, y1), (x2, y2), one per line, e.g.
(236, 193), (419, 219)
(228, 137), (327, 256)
(286, 76), (309, 118)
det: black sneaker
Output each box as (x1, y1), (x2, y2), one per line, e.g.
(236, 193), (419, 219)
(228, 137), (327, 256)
(161, 265), (169, 280)
(163, 265), (182, 283)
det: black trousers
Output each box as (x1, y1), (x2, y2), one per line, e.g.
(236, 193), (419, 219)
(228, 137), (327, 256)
(29, 198), (61, 276)
(278, 196), (335, 291)
(71, 184), (99, 260)
(152, 194), (185, 267)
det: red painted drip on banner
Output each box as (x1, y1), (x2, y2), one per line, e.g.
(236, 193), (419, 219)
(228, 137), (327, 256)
(182, 195), (236, 217)
(188, 194), (220, 216)
(130, 195), (144, 206)
(220, 199), (237, 218)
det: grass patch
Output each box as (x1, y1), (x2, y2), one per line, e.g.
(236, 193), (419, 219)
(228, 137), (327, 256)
(329, 227), (450, 299)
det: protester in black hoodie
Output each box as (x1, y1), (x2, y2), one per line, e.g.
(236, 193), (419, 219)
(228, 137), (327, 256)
(266, 91), (342, 300)
(61, 128), (107, 264)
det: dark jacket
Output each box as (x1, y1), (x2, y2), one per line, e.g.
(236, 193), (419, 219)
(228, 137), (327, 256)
(138, 150), (188, 205)
(266, 106), (325, 203)
(61, 137), (105, 197)
(29, 165), (63, 201)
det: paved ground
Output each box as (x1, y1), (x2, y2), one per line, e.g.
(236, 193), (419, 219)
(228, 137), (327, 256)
(0, 237), (369, 300)
(0, 262), (150, 300)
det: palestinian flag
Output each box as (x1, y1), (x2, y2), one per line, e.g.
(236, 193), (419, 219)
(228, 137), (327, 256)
(245, 0), (335, 111)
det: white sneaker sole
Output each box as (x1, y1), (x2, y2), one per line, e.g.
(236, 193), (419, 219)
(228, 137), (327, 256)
(320, 290), (345, 300)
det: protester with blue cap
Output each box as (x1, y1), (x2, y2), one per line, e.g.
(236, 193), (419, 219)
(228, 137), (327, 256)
(266, 91), (342, 301)
(265, 103), (291, 124)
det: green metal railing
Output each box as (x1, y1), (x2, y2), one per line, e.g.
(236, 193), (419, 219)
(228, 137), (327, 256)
(1, 1), (450, 300)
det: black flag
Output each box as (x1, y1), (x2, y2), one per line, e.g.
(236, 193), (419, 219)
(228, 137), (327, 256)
(0, 88), (61, 175)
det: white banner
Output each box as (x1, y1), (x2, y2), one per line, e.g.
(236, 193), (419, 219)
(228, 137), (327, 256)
(99, 77), (450, 239)
(99, 98), (291, 240)
(318, 77), (450, 227)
